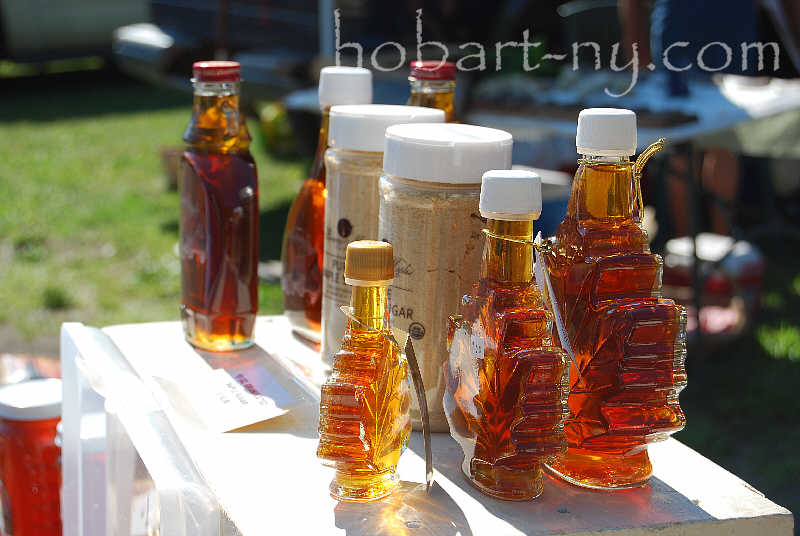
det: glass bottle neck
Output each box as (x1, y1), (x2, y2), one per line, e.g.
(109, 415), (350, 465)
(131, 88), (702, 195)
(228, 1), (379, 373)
(184, 81), (250, 153)
(310, 109), (330, 183)
(581, 154), (629, 161)
(408, 79), (456, 122)
(573, 155), (638, 221)
(482, 219), (534, 284)
(191, 81), (242, 117)
(349, 285), (389, 332)
(193, 80), (241, 97)
(409, 78), (454, 93)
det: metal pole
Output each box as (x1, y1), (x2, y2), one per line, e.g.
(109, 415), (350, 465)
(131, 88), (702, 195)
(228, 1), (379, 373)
(215, 0), (230, 60)
(319, 0), (334, 59)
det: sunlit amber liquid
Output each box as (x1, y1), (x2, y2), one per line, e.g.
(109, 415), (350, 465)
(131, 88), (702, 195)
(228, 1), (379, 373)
(545, 161), (687, 489)
(281, 112), (329, 339)
(443, 220), (568, 500)
(408, 80), (457, 122)
(180, 91), (258, 351)
(317, 286), (412, 501)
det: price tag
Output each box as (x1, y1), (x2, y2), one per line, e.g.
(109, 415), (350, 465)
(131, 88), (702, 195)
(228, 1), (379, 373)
(181, 364), (300, 433)
(470, 333), (485, 359)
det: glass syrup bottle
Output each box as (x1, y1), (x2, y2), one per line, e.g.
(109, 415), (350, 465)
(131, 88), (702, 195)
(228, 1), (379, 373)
(180, 61), (258, 351)
(545, 108), (687, 489)
(407, 60), (457, 122)
(317, 240), (412, 501)
(443, 170), (569, 500)
(281, 67), (372, 342)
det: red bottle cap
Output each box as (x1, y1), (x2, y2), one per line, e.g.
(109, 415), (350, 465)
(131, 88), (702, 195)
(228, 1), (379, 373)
(192, 61), (241, 82)
(409, 60), (456, 80)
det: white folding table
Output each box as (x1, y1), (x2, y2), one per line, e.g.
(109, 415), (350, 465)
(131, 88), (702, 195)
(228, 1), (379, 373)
(60, 316), (794, 535)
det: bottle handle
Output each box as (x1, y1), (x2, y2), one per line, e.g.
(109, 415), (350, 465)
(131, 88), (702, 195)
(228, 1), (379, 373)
(633, 138), (666, 217)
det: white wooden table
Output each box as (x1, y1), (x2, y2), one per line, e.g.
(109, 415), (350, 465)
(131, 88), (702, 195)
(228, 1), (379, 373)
(63, 316), (794, 535)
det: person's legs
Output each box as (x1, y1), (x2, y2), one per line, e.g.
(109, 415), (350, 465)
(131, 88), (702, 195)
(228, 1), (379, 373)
(667, 152), (694, 237)
(667, 149), (740, 237)
(701, 148), (740, 235)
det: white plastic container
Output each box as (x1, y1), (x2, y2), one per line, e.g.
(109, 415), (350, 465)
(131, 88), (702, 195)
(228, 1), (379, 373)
(60, 323), (231, 536)
(320, 104), (444, 361)
(378, 123), (513, 431)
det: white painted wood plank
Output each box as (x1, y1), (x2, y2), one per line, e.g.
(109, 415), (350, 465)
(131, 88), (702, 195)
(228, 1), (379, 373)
(103, 316), (794, 536)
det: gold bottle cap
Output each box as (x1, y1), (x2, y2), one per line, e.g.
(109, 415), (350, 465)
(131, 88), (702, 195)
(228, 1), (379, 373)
(344, 240), (394, 286)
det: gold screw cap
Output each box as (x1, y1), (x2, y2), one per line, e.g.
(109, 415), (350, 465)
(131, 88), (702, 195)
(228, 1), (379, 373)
(344, 241), (394, 286)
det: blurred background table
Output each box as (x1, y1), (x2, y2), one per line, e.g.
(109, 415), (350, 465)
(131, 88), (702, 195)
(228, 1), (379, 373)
(468, 74), (800, 167)
(60, 316), (794, 536)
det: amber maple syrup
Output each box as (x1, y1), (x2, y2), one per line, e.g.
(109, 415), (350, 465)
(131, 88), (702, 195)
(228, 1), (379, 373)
(407, 61), (457, 122)
(180, 61), (258, 351)
(444, 171), (569, 500)
(282, 67), (372, 342)
(545, 109), (686, 489)
(317, 241), (411, 501)
(281, 111), (327, 337)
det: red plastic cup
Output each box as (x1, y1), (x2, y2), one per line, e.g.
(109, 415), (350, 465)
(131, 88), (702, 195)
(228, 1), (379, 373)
(0, 378), (62, 536)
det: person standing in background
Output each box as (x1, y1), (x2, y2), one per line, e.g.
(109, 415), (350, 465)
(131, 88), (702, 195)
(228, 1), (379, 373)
(618, 0), (760, 237)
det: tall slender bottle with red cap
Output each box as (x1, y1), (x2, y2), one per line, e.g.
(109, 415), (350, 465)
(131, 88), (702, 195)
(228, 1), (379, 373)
(180, 61), (259, 351)
(281, 67), (372, 343)
(407, 60), (457, 122)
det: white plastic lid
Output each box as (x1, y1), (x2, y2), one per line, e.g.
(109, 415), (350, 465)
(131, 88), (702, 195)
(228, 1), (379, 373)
(480, 169), (542, 221)
(318, 66), (372, 109)
(383, 123), (513, 184)
(329, 105), (444, 152)
(0, 378), (62, 421)
(576, 108), (637, 156)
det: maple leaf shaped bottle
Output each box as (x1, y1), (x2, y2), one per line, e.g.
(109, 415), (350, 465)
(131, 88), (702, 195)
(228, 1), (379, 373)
(443, 170), (569, 501)
(317, 240), (412, 501)
(545, 108), (687, 489)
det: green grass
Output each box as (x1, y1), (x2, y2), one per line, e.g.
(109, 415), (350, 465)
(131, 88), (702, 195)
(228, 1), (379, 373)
(758, 323), (800, 361)
(0, 57), (104, 78)
(0, 69), (305, 336)
(676, 236), (800, 528)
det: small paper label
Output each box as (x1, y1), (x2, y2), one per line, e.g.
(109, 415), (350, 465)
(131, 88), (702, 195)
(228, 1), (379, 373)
(470, 334), (485, 359)
(182, 365), (299, 432)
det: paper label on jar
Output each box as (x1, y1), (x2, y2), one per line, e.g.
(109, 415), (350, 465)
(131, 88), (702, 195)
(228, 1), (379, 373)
(378, 189), (483, 430)
(320, 156), (382, 359)
(322, 227), (351, 305)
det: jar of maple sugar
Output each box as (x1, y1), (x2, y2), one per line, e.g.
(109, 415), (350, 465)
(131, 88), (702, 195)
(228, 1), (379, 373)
(320, 104), (445, 362)
(378, 123), (513, 431)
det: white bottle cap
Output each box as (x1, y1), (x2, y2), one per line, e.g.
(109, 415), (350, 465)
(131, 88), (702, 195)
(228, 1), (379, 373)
(329, 105), (444, 152)
(0, 378), (62, 421)
(480, 169), (542, 221)
(318, 66), (372, 109)
(576, 108), (637, 156)
(383, 123), (513, 184)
